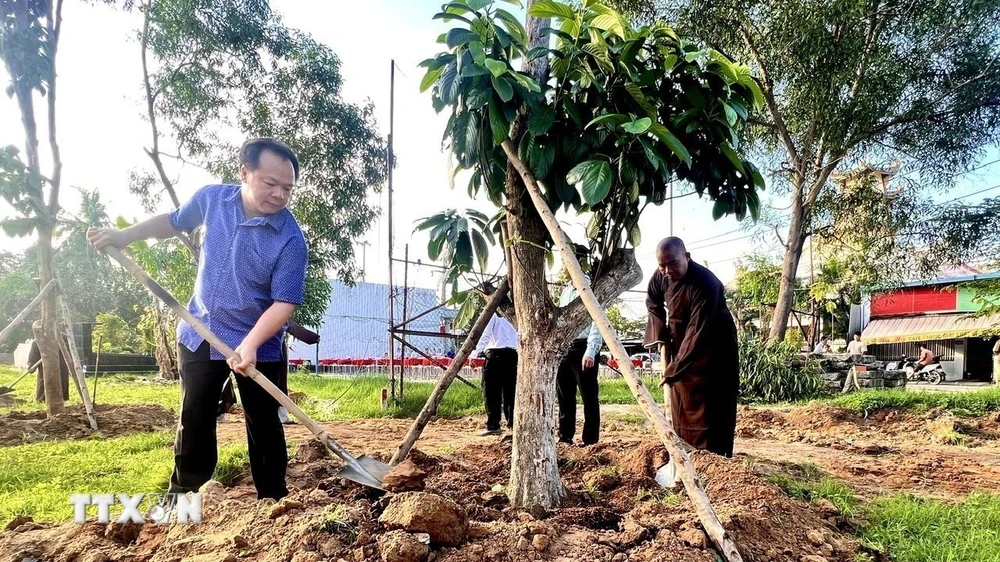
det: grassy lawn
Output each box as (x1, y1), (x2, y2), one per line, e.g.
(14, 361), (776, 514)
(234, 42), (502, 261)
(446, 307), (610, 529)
(827, 387), (1000, 417)
(764, 460), (1000, 562)
(0, 366), (665, 421)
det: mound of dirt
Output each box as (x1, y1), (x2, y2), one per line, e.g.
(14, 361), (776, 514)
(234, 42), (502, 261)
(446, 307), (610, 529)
(0, 435), (864, 562)
(0, 403), (176, 446)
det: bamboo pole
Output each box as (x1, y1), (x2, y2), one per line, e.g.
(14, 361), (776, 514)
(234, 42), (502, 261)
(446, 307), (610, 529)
(502, 140), (743, 562)
(56, 292), (97, 430)
(390, 279), (510, 465)
(0, 279), (57, 348)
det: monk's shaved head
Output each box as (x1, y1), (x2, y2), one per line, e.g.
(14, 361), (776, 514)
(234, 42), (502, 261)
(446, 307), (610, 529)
(657, 237), (687, 254)
(655, 237), (691, 280)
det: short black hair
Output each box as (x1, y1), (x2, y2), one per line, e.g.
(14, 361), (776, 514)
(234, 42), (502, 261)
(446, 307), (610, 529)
(240, 138), (300, 180)
(854, 331), (862, 337)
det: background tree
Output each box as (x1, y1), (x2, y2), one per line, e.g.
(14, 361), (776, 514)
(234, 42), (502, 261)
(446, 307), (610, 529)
(112, 0), (388, 329)
(0, 0), (69, 414)
(663, 0), (1000, 341)
(422, 0), (763, 507)
(606, 301), (645, 340)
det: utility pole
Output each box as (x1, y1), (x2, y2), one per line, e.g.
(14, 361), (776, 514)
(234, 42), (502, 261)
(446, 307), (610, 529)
(387, 59), (396, 400)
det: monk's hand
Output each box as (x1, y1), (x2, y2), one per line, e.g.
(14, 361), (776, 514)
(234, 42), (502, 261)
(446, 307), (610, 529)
(229, 342), (258, 377)
(582, 355), (595, 370)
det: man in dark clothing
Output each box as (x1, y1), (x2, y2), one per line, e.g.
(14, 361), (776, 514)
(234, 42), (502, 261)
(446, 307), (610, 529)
(557, 276), (603, 446)
(643, 237), (739, 457)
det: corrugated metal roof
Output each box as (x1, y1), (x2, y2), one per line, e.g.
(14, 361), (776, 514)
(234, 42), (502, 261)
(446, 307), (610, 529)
(286, 280), (456, 360)
(862, 313), (1000, 344)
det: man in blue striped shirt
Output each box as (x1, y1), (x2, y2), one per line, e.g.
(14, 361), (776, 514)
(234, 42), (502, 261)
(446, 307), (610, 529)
(89, 138), (307, 501)
(557, 275), (604, 446)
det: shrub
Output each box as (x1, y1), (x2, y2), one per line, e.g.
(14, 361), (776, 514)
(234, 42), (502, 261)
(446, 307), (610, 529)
(739, 333), (825, 403)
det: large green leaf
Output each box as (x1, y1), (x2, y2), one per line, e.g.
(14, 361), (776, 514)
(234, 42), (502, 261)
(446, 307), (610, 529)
(590, 14), (625, 38)
(622, 117), (652, 134)
(491, 75), (514, 102)
(461, 63), (491, 77)
(468, 41), (487, 65)
(712, 198), (730, 220)
(484, 58), (507, 78)
(495, 8), (527, 44)
(721, 102), (737, 126)
(528, 106), (556, 136)
(586, 113), (629, 129)
(509, 72), (542, 92)
(649, 123), (692, 167)
(624, 83), (656, 118)
(489, 101), (509, 145)
(528, 0), (577, 20)
(466, 87), (492, 110)
(466, 0), (494, 10)
(439, 61), (461, 104)
(719, 141), (745, 176)
(446, 28), (479, 49)
(420, 66), (445, 93)
(581, 42), (614, 73)
(470, 228), (491, 271)
(530, 142), (556, 178)
(567, 160), (613, 205)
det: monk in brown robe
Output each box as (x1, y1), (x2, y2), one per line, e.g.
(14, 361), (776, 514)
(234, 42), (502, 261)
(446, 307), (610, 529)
(643, 237), (739, 457)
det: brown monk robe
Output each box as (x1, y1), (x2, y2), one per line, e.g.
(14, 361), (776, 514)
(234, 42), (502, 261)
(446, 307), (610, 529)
(643, 237), (740, 457)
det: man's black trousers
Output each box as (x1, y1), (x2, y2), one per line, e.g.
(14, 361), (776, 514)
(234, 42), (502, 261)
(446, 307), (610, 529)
(169, 341), (288, 500)
(482, 348), (518, 430)
(557, 339), (601, 445)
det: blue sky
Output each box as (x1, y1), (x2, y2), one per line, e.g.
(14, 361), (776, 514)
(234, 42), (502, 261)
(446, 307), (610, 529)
(1, 0), (998, 309)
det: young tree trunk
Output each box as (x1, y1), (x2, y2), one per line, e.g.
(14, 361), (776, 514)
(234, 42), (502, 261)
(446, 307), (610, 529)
(768, 199), (807, 343)
(36, 231), (65, 415)
(154, 305), (178, 380)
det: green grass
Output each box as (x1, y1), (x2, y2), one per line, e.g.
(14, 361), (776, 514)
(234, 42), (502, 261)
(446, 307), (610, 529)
(765, 462), (860, 516)
(598, 378), (664, 404)
(766, 460), (1000, 562)
(860, 492), (1000, 562)
(828, 387), (1000, 417)
(0, 431), (251, 522)
(0, 366), (179, 414)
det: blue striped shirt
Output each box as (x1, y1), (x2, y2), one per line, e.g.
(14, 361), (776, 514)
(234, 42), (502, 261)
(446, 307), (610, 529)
(170, 184), (307, 361)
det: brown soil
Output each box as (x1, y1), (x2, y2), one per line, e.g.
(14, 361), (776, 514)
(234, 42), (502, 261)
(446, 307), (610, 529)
(0, 404), (176, 446)
(0, 435), (864, 562)
(736, 404), (1000, 500)
(3, 401), (1000, 561)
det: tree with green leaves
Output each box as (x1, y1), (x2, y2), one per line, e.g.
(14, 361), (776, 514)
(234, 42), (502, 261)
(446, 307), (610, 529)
(0, 0), (68, 414)
(664, 0), (1000, 342)
(421, 0), (763, 507)
(114, 0), (388, 327)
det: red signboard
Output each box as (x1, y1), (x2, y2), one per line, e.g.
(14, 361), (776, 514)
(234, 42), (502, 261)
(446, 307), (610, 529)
(871, 287), (957, 317)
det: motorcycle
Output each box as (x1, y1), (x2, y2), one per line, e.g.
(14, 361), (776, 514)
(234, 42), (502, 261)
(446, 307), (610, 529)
(899, 355), (946, 385)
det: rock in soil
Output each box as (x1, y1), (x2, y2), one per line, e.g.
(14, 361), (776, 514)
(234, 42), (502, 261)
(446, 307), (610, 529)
(269, 498), (304, 519)
(807, 529), (826, 546)
(379, 492), (467, 546)
(677, 527), (709, 549)
(383, 459), (427, 492)
(377, 530), (430, 562)
(4, 515), (32, 531)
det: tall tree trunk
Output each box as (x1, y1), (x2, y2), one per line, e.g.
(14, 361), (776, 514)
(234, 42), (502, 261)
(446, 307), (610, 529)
(505, 0), (567, 508)
(36, 231), (65, 414)
(768, 197), (807, 342)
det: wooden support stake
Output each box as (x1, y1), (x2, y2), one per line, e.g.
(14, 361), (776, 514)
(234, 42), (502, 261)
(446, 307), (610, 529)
(56, 292), (97, 431)
(390, 279), (509, 465)
(0, 279), (57, 348)
(502, 140), (744, 562)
